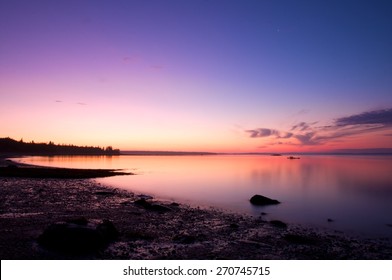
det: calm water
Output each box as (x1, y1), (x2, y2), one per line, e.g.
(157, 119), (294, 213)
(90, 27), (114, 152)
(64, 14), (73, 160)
(16, 155), (392, 238)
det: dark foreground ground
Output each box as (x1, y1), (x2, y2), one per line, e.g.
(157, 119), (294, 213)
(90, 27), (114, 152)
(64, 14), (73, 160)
(0, 160), (391, 259)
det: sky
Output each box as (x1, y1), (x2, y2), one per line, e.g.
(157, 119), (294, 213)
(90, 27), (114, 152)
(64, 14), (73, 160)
(1, 0), (391, 153)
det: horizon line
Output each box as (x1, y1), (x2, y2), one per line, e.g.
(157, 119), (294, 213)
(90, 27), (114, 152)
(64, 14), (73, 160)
(121, 148), (392, 156)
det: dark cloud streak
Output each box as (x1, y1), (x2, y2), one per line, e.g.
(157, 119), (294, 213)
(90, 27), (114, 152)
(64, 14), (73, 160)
(335, 108), (392, 126)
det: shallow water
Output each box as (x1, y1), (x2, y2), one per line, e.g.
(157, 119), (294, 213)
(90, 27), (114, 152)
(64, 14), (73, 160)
(16, 155), (392, 238)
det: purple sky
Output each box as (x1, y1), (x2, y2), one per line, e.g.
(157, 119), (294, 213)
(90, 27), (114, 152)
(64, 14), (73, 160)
(1, 0), (391, 152)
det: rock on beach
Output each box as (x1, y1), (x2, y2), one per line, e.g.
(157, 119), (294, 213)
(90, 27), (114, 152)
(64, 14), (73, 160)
(38, 219), (118, 254)
(250, 194), (280, 206)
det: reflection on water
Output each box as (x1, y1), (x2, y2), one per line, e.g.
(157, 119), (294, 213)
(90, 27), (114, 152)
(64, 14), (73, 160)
(17, 155), (392, 237)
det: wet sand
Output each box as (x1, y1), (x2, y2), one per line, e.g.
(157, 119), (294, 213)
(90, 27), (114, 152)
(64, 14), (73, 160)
(0, 159), (391, 259)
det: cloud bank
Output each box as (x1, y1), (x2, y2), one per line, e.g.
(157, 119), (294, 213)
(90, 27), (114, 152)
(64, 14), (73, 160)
(246, 108), (392, 147)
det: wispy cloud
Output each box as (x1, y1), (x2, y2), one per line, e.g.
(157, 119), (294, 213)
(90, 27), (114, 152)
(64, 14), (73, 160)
(291, 122), (314, 131)
(54, 100), (87, 106)
(246, 128), (293, 139)
(246, 108), (392, 147)
(246, 128), (278, 138)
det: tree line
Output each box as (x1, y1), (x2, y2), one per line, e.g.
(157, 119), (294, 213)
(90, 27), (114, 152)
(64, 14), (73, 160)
(0, 137), (120, 155)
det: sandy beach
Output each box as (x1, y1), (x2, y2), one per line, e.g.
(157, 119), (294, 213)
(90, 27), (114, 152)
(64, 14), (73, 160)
(0, 159), (391, 260)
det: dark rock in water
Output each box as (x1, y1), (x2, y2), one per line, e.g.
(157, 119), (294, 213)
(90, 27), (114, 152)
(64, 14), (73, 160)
(250, 195), (280, 206)
(327, 218), (334, 223)
(38, 219), (118, 254)
(261, 212), (268, 216)
(386, 224), (392, 228)
(7, 164), (18, 169)
(269, 220), (287, 228)
(287, 156), (300, 160)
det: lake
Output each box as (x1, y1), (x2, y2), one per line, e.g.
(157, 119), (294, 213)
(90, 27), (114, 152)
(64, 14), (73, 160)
(15, 154), (392, 238)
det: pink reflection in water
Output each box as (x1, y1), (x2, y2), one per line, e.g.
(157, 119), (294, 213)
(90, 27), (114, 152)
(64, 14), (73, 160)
(17, 155), (392, 237)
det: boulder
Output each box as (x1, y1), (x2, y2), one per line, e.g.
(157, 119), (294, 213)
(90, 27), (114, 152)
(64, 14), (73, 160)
(250, 194), (280, 206)
(38, 219), (118, 254)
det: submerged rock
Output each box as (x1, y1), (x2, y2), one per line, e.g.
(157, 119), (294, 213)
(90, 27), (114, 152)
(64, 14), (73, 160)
(250, 195), (280, 206)
(38, 218), (118, 254)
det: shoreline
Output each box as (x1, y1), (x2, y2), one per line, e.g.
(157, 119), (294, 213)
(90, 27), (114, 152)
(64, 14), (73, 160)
(0, 157), (391, 259)
(0, 157), (132, 178)
(1, 182), (391, 259)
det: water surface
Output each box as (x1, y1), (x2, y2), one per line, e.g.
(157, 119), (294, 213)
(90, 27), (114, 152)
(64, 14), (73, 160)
(17, 155), (392, 238)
